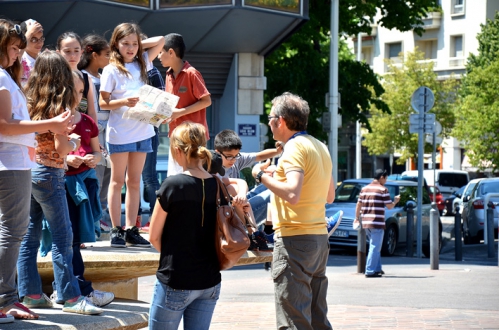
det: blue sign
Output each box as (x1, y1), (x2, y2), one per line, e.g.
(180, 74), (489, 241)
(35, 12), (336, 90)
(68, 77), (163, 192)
(238, 124), (257, 137)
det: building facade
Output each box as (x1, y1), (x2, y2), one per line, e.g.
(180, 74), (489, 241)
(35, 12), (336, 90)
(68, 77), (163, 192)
(348, 0), (499, 175)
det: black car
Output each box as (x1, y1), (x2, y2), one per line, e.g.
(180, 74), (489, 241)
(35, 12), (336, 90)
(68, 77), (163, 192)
(442, 185), (466, 216)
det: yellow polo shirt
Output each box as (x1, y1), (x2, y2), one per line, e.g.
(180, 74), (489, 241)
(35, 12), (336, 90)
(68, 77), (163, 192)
(271, 135), (332, 237)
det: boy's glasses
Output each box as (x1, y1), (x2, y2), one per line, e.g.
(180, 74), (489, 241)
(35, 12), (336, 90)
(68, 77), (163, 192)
(220, 152), (241, 161)
(9, 24), (22, 35)
(29, 36), (45, 43)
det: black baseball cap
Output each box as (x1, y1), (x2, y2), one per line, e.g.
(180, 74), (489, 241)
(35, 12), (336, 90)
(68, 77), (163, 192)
(204, 150), (225, 176)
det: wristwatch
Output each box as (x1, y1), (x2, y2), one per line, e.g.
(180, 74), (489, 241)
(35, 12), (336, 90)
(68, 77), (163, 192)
(255, 171), (265, 184)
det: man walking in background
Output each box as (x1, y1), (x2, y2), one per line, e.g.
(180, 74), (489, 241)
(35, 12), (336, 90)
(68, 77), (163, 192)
(354, 169), (400, 278)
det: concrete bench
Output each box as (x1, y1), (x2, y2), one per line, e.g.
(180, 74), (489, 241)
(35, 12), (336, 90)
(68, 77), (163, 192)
(37, 239), (273, 300)
(5, 299), (149, 330)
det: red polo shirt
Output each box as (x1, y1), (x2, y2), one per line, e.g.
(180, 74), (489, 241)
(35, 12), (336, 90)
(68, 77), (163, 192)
(165, 61), (210, 139)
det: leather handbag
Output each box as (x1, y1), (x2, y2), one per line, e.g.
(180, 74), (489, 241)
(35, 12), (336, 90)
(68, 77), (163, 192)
(213, 175), (250, 270)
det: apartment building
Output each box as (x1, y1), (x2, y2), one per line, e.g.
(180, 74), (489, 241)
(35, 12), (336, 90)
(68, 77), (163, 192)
(347, 0), (499, 176)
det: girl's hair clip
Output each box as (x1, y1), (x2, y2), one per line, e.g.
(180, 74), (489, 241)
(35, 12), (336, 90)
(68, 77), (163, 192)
(86, 45), (94, 53)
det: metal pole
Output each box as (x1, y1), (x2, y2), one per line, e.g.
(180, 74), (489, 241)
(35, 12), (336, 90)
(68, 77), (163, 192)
(454, 206), (462, 261)
(406, 202), (414, 257)
(486, 202), (495, 258)
(430, 208), (439, 270)
(356, 33), (362, 179)
(328, 0), (339, 185)
(432, 131), (436, 202)
(416, 110), (424, 258)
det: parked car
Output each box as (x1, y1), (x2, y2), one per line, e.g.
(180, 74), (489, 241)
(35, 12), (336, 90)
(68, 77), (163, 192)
(454, 179), (483, 217)
(327, 179), (442, 257)
(401, 169), (469, 199)
(443, 185), (466, 216)
(428, 186), (445, 215)
(461, 178), (499, 244)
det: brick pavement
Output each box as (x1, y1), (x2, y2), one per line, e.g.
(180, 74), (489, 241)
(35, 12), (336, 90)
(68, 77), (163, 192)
(211, 302), (499, 329)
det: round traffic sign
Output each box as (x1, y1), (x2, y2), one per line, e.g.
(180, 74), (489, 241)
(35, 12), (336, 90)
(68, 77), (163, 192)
(411, 86), (435, 113)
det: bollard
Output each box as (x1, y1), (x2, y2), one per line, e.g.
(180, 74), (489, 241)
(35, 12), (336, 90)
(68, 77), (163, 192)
(430, 208), (439, 270)
(486, 202), (495, 258)
(454, 206), (462, 261)
(357, 227), (366, 274)
(406, 201), (415, 257)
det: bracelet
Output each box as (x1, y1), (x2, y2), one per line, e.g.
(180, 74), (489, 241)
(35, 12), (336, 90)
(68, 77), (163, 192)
(69, 140), (77, 151)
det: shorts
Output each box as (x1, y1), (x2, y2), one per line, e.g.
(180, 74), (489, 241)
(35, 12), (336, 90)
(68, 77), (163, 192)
(107, 137), (153, 155)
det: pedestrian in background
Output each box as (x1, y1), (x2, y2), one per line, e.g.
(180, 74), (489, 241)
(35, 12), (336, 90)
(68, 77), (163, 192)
(354, 169), (400, 277)
(252, 92), (335, 330)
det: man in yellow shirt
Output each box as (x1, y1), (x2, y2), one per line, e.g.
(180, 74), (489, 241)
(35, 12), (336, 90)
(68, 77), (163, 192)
(252, 92), (335, 330)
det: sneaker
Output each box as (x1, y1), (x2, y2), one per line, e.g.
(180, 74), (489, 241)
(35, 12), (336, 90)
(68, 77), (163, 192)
(87, 290), (114, 307)
(125, 226), (151, 247)
(23, 293), (54, 308)
(365, 272), (382, 278)
(135, 215), (142, 228)
(140, 221), (150, 233)
(62, 296), (102, 315)
(100, 220), (111, 232)
(110, 226), (126, 248)
(326, 210), (343, 237)
(0, 312), (14, 324)
(252, 231), (273, 251)
(50, 291), (64, 305)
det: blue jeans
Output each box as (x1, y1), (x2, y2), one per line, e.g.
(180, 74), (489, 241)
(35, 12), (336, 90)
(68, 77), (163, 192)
(248, 184), (271, 226)
(141, 127), (160, 215)
(366, 228), (384, 275)
(0, 170), (31, 309)
(17, 166), (80, 301)
(149, 280), (221, 330)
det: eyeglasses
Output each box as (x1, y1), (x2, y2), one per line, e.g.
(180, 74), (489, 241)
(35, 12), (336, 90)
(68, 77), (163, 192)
(220, 152), (241, 161)
(268, 115), (279, 121)
(9, 24), (22, 35)
(29, 36), (45, 44)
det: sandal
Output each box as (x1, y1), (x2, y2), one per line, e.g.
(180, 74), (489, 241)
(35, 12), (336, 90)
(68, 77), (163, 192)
(2, 302), (39, 320)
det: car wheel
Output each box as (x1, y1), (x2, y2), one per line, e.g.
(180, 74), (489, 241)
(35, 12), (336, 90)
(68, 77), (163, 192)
(381, 224), (398, 256)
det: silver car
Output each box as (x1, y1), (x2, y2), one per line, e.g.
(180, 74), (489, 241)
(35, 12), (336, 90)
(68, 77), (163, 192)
(461, 178), (499, 244)
(327, 179), (442, 257)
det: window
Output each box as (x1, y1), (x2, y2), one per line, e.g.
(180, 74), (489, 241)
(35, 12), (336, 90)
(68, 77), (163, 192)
(415, 40), (437, 60)
(452, 0), (465, 15)
(388, 42), (402, 59)
(103, 0), (151, 7)
(244, 0), (301, 13)
(160, 0), (231, 8)
(450, 35), (464, 66)
(361, 46), (373, 66)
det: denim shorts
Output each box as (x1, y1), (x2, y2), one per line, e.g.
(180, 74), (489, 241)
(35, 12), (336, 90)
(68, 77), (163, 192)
(107, 137), (153, 155)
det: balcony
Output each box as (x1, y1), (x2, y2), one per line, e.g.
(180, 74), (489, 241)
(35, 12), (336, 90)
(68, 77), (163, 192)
(421, 12), (442, 30)
(449, 57), (465, 68)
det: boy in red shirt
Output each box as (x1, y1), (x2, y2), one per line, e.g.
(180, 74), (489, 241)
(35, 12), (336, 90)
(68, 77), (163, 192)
(157, 33), (211, 176)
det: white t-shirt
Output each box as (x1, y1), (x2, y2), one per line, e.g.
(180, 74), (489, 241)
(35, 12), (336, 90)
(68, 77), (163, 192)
(100, 53), (154, 145)
(0, 68), (36, 170)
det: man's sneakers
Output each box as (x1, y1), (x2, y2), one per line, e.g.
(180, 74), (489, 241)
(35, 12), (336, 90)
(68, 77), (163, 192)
(22, 293), (54, 308)
(110, 226), (126, 248)
(125, 226), (151, 248)
(62, 296), (102, 315)
(326, 210), (343, 237)
(0, 312), (14, 324)
(87, 290), (115, 307)
(111, 226), (151, 248)
(365, 271), (383, 278)
(52, 290), (114, 308)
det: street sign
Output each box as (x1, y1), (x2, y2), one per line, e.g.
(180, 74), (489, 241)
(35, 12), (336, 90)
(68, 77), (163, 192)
(425, 134), (443, 144)
(409, 113), (435, 134)
(434, 121), (442, 136)
(411, 86), (435, 113)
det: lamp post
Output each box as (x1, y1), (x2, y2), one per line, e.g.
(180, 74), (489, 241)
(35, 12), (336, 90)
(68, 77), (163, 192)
(329, 0), (339, 184)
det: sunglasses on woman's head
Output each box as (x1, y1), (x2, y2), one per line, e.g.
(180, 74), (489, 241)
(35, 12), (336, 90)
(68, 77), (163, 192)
(9, 24), (22, 35)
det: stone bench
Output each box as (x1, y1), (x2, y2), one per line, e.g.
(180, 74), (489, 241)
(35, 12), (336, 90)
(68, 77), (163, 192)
(37, 239), (273, 300)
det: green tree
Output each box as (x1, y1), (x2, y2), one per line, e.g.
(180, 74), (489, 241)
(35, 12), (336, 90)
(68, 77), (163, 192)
(453, 12), (499, 170)
(264, 0), (439, 144)
(363, 50), (458, 165)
